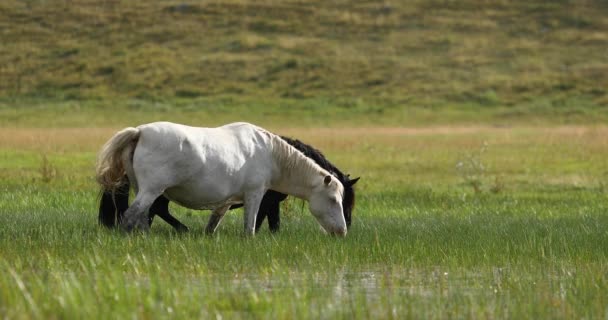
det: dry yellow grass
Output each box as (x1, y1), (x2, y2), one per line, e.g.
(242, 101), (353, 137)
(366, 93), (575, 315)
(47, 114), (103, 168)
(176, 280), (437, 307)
(0, 128), (113, 152)
(2, 125), (608, 152)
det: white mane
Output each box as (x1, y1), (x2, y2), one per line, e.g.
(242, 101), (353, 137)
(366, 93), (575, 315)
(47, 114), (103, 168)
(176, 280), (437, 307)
(264, 130), (329, 184)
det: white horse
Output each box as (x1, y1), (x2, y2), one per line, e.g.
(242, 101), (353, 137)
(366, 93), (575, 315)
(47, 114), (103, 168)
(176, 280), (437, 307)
(96, 122), (347, 236)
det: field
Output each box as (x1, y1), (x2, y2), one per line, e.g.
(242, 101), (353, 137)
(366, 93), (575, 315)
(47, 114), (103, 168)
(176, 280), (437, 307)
(2, 0), (608, 319)
(1, 124), (608, 318)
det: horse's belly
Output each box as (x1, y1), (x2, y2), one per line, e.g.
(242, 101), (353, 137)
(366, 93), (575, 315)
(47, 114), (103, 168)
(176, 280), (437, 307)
(163, 181), (243, 210)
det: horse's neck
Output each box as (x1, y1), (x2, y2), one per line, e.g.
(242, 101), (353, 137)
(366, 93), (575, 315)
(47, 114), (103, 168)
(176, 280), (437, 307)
(269, 135), (324, 200)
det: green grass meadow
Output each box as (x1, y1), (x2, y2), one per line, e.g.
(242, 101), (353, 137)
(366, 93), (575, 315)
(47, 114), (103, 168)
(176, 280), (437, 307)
(1, 124), (608, 319)
(2, 0), (608, 318)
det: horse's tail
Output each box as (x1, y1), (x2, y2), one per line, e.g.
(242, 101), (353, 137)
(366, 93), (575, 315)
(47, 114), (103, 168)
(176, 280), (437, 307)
(96, 127), (140, 192)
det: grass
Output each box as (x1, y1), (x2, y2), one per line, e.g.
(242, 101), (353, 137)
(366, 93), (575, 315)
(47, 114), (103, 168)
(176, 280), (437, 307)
(1, 125), (608, 318)
(1, 188), (607, 318)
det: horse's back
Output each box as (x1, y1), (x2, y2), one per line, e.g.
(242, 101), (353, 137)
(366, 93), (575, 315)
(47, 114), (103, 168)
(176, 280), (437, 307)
(135, 121), (271, 169)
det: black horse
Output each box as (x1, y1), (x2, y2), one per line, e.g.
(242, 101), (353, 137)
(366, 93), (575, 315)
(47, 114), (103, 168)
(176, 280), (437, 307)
(99, 136), (359, 233)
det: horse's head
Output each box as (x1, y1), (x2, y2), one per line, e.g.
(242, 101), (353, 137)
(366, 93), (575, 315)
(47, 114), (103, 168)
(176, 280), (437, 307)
(341, 175), (360, 228)
(309, 175), (347, 236)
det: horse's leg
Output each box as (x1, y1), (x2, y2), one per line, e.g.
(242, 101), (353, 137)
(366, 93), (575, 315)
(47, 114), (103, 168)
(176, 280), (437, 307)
(205, 205), (230, 235)
(266, 192), (287, 233)
(121, 190), (161, 232)
(244, 190), (265, 236)
(114, 181), (130, 225)
(266, 200), (281, 233)
(99, 180), (130, 228)
(149, 196), (189, 233)
(254, 191), (286, 232)
(99, 191), (119, 228)
(254, 194), (271, 232)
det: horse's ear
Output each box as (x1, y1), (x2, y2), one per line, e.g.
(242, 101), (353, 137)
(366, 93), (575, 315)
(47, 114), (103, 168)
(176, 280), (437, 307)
(324, 175), (332, 186)
(347, 177), (360, 187)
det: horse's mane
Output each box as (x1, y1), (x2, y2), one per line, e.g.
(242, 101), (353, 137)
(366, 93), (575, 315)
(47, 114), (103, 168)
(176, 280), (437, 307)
(280, 136), (346, 181)
(266, 132), (330, 183)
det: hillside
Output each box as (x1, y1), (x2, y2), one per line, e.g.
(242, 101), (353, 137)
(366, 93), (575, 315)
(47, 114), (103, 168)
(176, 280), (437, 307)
(1, 0), (607, 125)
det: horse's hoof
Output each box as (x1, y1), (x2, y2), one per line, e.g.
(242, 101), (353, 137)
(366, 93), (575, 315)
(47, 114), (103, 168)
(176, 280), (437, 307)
(120, 224), (133, 233)
(330, 228), (347, 237)
(136, 222), (150, 233)
(120, 221), (148, 233)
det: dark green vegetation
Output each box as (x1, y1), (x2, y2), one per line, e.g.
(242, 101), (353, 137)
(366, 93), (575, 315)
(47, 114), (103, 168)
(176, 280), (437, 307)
(1, 126), (608, 318)
(1, 0), (608, 125)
